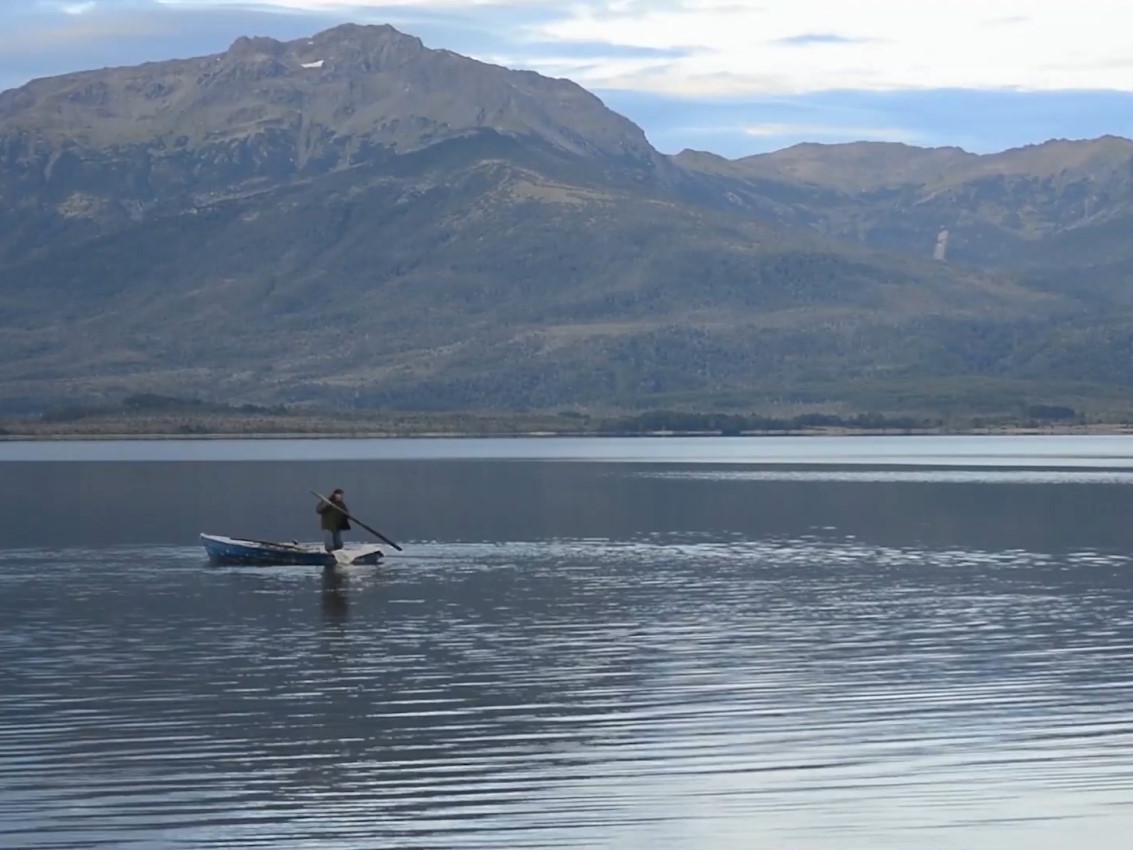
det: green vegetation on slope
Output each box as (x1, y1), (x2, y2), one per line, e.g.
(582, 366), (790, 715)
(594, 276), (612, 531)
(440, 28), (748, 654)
(2, 25), (1133, 417)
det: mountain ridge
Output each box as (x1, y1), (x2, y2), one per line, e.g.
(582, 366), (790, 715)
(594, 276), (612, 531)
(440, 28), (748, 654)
(3, 24), (1133, 418)
(676, 134), (1133, 270)
(0, 23), (654, 157)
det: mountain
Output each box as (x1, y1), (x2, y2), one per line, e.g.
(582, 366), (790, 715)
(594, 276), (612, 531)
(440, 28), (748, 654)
(0, 24), (1130, 419)
(675, 137), (1133, 282)
(0, 24), (660, 267)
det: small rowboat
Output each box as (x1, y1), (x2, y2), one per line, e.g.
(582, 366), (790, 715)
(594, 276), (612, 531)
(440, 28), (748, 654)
(200, 534), (384, 566)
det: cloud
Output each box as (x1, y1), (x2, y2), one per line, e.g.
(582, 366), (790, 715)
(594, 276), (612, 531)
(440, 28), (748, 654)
(773, 33), (871, 47)
(515, 41), (694, 61)
(64, 1), (1133, 96)
(35, 0), (100, 13)
(1, 2), (348, 73)
(156, 0), (547, 10)
(3, 11), (179, 59)
(743, 122), (916, 143)
(531, 0), (1133, 95)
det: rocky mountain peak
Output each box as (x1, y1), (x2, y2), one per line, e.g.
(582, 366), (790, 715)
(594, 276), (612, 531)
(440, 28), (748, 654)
(211, 35), (292, 83)
(0, 20), (663, 268)
(308, 23), (426, 67)
(225, 34), (288, 59)
(212, 25), (428, 80)
(0, 22), (656, 158)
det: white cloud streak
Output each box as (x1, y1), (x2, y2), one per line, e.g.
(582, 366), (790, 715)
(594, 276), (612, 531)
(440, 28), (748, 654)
(37, 0), (100, 13)
(157, 1), (1133, 96)
(156, 0), (536, 9)
(743, 123), (919, 143)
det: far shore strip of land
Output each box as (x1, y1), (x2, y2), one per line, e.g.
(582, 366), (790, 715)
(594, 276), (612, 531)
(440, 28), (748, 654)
(3, 423), (1133, 441)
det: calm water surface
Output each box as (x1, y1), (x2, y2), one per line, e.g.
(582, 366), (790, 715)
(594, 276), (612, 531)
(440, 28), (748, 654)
(2, 436), (1133, 848)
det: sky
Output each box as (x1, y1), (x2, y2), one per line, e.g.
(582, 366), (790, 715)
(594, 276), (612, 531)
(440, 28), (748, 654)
(5, 0), (1133, 157)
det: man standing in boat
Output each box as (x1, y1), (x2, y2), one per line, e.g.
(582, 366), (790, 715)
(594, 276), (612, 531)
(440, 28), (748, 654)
(317, 488), (351, 552)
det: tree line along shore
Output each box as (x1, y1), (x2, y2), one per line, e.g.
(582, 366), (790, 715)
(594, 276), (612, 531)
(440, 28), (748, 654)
(0, 395), (1126, 439)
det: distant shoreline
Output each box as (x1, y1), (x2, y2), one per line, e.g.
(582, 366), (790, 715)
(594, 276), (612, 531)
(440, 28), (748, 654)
(3, 425), (1132, 441)
(5, 395), (1119, 441)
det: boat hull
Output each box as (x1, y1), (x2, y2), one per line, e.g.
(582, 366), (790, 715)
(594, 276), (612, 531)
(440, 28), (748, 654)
(200, 534), (383, 566)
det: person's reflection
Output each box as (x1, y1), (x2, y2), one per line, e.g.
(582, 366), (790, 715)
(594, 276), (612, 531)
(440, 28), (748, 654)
(321, 567), (349, 624)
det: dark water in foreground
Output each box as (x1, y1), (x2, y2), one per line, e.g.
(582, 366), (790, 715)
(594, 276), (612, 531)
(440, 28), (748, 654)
(3, 437), (1133, 848)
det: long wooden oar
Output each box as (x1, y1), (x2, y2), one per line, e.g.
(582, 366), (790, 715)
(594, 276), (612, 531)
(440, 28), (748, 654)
(311, 490), (403, 552)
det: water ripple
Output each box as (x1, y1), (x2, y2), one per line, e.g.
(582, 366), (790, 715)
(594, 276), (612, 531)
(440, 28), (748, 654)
(2, 537), (1133, 848)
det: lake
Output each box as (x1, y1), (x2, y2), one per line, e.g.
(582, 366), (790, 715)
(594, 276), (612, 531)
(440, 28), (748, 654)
(2, 435), (1133, 849)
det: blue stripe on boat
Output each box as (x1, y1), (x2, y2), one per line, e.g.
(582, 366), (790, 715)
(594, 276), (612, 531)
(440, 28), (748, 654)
(200, 534), (383, 566)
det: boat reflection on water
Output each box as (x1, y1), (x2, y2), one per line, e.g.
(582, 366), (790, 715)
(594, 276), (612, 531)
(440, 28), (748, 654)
(321, 566), (350, 624)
